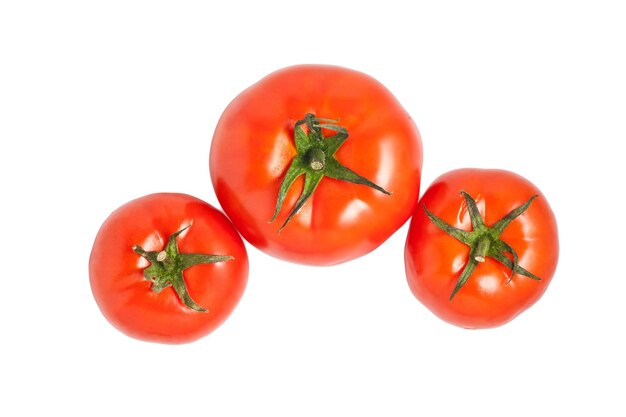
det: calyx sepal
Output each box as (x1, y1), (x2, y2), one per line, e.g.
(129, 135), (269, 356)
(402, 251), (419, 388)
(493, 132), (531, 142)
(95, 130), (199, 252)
(271, 113), (391, 232)
(424, 191), (540, 300)
(132, 225), (233, 312)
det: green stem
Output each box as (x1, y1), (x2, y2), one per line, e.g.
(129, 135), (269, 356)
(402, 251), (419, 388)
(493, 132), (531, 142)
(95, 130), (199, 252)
(474, 238), (491, 262)
(425, 191), (542, 300)
(156, 251), (175, 269)
(133, 226), (233, 312)
(271, 113), (391, 231)
(307, 147), (326, 171)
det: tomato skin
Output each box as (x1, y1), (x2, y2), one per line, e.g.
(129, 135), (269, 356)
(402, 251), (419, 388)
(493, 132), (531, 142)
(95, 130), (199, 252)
(210, 65), (423, 265)
(404, 169), (559, 329)
(89, 193), (248, 344)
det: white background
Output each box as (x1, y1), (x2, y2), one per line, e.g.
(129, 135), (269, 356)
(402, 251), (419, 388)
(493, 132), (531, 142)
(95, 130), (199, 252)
(1, 1), (625, 416)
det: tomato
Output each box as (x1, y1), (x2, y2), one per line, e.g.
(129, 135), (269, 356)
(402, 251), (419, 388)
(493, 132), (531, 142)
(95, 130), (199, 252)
(404, 169), (559, 329)
(89, 193), (248, 344)
(210, 65), (423, 265)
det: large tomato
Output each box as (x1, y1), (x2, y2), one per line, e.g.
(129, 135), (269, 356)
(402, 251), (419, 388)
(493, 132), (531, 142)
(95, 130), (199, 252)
(89, 193), (248, 344)
(404, 169), (559, 329)
(210, 65), (423, 265)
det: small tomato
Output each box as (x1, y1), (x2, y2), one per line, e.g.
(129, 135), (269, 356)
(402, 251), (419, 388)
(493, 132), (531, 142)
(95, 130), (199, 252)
(404, 169), (559, 329)
(89, 193), (248, 343)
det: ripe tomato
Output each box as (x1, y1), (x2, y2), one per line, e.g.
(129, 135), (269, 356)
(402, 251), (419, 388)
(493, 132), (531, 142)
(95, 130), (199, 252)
(210, 65), (423, 265)
(89, 193), (248, 344)
(404, 169), (559, 329)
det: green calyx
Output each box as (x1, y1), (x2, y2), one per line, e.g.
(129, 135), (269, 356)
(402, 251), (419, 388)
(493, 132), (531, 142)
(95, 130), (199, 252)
(270, 113), (391, 232)
(132, 225), (233, 312)
(424, 191), (541, 300)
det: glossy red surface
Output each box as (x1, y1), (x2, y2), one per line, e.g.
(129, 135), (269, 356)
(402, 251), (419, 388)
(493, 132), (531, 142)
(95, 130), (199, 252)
(405, 169), (559, 328)
(210, 65), (423, 265)
(89, 193), (248, 343)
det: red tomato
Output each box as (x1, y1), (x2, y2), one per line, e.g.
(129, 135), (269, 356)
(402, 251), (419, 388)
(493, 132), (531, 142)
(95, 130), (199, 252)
(404, 169), (559, 329)
(210, 65), (423, 265)
(89, 193), (248, 344)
